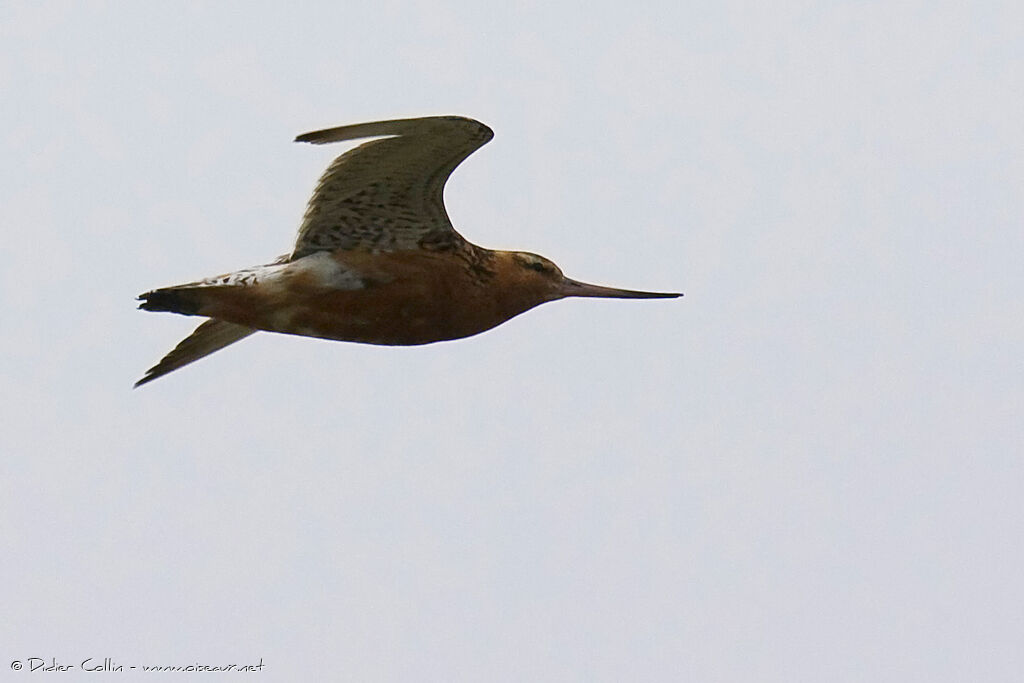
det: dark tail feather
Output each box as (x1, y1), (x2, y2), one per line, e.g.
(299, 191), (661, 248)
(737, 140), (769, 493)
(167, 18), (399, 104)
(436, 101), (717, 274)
(137, 287), (204, 315)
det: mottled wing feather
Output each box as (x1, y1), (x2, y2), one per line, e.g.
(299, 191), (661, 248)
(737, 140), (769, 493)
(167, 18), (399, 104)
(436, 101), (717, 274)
(135, 319), (256, 388)
(291, 116), (493, 259)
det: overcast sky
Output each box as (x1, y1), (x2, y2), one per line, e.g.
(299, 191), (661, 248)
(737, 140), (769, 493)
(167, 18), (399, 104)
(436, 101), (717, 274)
(2, 2), (1022, 681)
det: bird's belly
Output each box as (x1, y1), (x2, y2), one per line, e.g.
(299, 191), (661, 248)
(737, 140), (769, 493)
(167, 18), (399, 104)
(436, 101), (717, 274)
(211, 279), (493, 346)
(282, 288), (477, 345)
(196, 249), (536, 345)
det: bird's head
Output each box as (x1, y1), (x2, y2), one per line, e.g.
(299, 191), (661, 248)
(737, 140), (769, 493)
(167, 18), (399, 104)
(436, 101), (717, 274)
(506, 251), (682, 303)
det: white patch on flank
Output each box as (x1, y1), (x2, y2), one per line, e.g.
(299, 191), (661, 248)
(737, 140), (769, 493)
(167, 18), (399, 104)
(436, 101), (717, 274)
(290, 251), (366, 290)
(194, 252), (365, 291)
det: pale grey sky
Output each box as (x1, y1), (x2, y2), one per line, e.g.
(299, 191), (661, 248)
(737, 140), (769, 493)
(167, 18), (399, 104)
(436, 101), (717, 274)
(2, 1), (1022, 681)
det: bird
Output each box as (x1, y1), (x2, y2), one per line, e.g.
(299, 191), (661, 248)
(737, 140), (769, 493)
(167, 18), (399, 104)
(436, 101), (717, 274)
(135, 116), (681, 387)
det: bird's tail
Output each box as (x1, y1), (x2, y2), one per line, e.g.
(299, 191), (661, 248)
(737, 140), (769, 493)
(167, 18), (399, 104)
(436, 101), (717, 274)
(137, 286), (208, 316)
(135, 319), (256, 388)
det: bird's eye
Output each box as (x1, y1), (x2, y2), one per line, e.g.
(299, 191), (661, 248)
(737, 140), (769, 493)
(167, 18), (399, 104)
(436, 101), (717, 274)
(527, 261), (548, 273)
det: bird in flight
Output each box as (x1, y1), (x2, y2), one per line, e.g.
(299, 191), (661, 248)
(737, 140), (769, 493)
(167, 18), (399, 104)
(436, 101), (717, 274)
(136, 116), (680, 387)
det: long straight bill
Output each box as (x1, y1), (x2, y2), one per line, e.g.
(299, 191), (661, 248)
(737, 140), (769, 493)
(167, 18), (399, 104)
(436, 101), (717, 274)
(559, 278), (682, 299)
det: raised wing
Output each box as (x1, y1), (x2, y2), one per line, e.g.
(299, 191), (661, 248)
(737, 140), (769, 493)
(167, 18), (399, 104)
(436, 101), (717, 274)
(291, 116), (493, 259)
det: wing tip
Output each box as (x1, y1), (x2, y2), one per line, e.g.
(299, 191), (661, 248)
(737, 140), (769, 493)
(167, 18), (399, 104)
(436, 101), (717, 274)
(294, 115), (493, 146)
(294, 131), (323, 144)
(134, 320), (256, 388)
